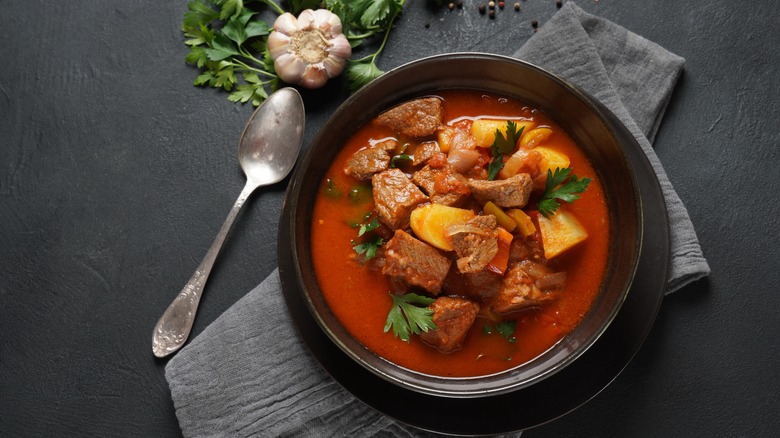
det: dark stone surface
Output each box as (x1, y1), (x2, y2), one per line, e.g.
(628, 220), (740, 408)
(1, 0), (777, 436)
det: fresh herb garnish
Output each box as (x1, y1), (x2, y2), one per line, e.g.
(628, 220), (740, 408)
(389, 154), (413, 168)
(347, 184), (373, 204)
(483, 320), (518, 343)
(351, 215), (382, 260)
(538, 167), (592, 218)
(324, 178), (342, 198)
(384, 293), (437, 342)
(182, 0), (408, 105)
(487, 121), (523, 180)
(353, 235), (383, 259)
(356, 216), (380, 236)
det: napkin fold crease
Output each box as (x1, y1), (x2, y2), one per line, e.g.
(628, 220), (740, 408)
(166, 3), (710, 436)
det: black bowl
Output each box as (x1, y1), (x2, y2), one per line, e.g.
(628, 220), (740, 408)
(284, 53), (642, 398)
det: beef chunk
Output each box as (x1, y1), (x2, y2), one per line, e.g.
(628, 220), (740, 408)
(344, 139), (397, 181)
(376, 97), (443, 138)
(490, 263), (557, 313)
(382, 230), (451, 294)
(419, 296), (479, 353)
(445, 215), (499, 273)
(443, 268), (502, 301)
(411, 164), (471, 207)
(509, 234), (546, 264)
(467, 173), (533, 208)
(372, 169), (428, 230)
(412, 141), (440, 166)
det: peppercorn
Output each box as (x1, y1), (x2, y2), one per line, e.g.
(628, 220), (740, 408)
(488, 1), (496, 8)
(514, 2), (520, 11)
(424, 21), (430, 28)
(531, 19), (538, 28)
(479, 4), (486, 14)
(457, 0), (464, 9)
(489, 9), (496, 18)
(556, 0), (563, 7)
(448, 2), (455, 10)
(498, 1), (505, 8)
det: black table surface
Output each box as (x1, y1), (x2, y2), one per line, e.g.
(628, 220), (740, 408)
(2, 0), (778, 436)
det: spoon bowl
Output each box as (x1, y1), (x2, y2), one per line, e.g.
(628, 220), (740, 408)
(152, 87), (305, 358)
(239, 89), (306, 187)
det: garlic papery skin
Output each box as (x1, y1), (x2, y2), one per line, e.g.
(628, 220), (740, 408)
(268, 9), (352, 89)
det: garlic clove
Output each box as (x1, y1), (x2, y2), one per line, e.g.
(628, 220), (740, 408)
(274, 53), (307, 85)
(322, 56), (345, 78)
(327, 35), (352, 61)
(273, 13), (299, 35)
(300, 65), (329, 89)
(267, 31), (291, 59)
(309, 9), (342, 35)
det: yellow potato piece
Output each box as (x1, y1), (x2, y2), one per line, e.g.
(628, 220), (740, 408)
(410, 204), (475, 251)
(537, 210), (588, 259)
(519, 127), (553, 149)
(437, 126), (454, 153)
(534, 146), (571, 175)
(471, 119), (535, 148)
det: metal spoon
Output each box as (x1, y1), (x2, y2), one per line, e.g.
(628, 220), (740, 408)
(152, 87), (305, 358)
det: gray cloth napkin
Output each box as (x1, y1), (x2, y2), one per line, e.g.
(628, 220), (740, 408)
(514, 2), (709, 293)
(165, 3), (710, 437)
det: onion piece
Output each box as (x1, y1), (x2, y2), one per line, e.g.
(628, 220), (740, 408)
(447, 148), (481, 174)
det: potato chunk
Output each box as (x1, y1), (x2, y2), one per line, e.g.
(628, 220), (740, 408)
(537, 210), (588, 259)
(471, 119), (535, 148)
(410, 204), (475, 251)
(534, 146), (571, 176)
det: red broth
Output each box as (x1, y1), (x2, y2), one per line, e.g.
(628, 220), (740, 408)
(310, 90), (609, 377)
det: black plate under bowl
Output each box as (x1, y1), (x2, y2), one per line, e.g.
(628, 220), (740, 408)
(278, 54), (669, 435)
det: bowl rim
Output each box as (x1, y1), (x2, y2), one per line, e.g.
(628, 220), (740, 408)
(285, 52), (643, 398)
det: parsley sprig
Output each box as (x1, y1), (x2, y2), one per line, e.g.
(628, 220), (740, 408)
(538, 167), (592, 218)
(351, 215), (383, 260)
(384, 293), (437, 342)
(488, 121), (524, 180)
(182, 0), (408, 105)
(484, 320), (517, 343)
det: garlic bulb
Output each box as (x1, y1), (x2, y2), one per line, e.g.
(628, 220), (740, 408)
(268, 9), (352, 89)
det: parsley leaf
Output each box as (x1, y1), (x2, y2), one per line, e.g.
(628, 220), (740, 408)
(346, 59), (383, 93)
(351, 214), (382, 259)
(353, 235), (383, 259)
(538, 167), (592, 218)
(483, 320), (517, 343)
(487, 121), (523, 180)
(357, 216), (380, 236)
(324, 178), (342, 198)
(384, 293), (437, 342)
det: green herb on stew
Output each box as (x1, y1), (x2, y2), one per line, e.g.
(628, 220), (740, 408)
(538, 167), (592, 218)
(347, 184), (373, 204)
(324, 178), (342, 198)
(353, 235), (383, 259)
(487, 121), (523, 180)
(384, 293), (437, 342)
(389, 154), (413, 168)
(356, 216), (380, 236)
(351, 215), (382, 260)
(483, 320), (517, 343)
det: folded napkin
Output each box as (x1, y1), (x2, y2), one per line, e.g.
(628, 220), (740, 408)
(165, 3), (710, 437)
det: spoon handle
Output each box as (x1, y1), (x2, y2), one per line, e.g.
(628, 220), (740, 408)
(152, 181), (259, 358)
